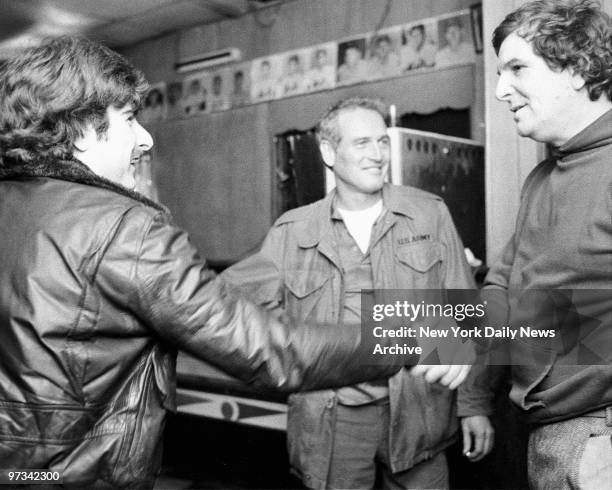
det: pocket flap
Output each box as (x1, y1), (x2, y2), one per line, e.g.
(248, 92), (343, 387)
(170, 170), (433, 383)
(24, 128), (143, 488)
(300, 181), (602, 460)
(285, 272), (329, 299)
(396, 243), (442, 272)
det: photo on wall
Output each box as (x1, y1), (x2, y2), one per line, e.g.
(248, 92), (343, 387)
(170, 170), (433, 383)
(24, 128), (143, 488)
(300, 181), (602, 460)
(276, 49), (310, 98)
(470, 3), (484, 53)
(365, 27), (403, 80)
(400, 19), (438, 72)
(166, 81), (184, 120)
(182, 72), (210, 117)
(208, 67), (231, 112)
(250, 55), (282, 102)
(436, 12), (476, 68)
(303, 42), (337, 93)
(140, 82), (167, 124)
(336, 36), (368, 85)
(229, 62), (252, 108)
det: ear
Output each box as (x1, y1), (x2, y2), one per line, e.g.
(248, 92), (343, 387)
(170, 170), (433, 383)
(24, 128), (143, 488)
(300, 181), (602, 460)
(569, 70), (586, 91)
(319, 140), (336, 168)
(72, 125), (97, 156)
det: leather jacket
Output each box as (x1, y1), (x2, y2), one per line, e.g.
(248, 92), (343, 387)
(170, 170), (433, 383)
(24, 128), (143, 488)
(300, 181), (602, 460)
(0, 159), (404, 488)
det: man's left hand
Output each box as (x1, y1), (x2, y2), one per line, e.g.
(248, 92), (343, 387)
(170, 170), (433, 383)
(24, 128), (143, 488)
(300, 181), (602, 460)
(461, 415), (494, 462)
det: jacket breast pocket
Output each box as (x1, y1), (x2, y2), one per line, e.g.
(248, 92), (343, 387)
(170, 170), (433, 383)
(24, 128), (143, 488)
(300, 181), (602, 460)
(284, 271), (330, 323)
(395, 242), (443, 288)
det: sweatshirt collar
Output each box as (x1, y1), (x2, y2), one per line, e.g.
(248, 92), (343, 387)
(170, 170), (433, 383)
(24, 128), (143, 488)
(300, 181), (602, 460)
(555, 109), (612, 167)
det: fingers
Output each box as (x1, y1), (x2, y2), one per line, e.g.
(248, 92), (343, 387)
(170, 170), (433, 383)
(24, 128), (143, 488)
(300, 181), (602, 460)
(440, 365), (462, 387)
(447, 365), (471, 390)
(409, 364), (428, 376)
(478, 425), (495, 461)
(411, 365), (447, 384)
(410, 364), (471, 389)
(462, 421), (473, 456)
(461, 416), (495, 462)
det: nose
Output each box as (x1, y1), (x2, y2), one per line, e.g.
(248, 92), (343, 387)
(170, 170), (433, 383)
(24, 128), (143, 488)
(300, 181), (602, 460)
(368, 142), (384, 162)
(495, 71), (512, 102)
(135, 121), (154, 151)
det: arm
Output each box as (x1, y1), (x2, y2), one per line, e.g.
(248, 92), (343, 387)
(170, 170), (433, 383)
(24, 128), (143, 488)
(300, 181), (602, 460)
(437, 201), (497, 457)
(98, 209), (411, 393)
(221, 224), (286, 316)
(457, 365), (508, 461)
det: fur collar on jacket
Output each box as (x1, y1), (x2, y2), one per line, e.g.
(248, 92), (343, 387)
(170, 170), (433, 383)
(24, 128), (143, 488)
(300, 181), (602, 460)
(0, 157), (167, 213)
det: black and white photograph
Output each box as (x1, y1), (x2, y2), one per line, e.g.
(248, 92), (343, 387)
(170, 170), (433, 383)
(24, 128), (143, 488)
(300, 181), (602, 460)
(436, 12), (477, 68)
(336, 36), (369, 85)
(182, 72), (210, 116)
(250, 55), (281, 102)
(276, 49), (308, 97)
(470, 3), (484, 54)
(166, 80), (185, 120)
(400, 20), (438, 72)
(140, 82), (167, 124)
(0, 1), (611, 490)
(208, 67), (231, 112)
(365, 28), (403, 80)
(229, 62), (252, 108)
(303, 43), (337, 92)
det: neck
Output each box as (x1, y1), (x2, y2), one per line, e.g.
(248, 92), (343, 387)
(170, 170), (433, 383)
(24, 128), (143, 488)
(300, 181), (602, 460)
(336, 186), (382, 211)
(555, 98), (612, 147)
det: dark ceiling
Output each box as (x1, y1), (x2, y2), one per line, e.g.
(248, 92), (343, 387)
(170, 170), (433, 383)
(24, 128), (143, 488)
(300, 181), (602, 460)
(0, 0), (285, 58)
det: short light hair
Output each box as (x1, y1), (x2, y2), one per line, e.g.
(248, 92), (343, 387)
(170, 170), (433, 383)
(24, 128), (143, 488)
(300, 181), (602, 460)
(0, 36), (148, 165)
(493, 0), (612, 101)
(315, 96), (387, 148)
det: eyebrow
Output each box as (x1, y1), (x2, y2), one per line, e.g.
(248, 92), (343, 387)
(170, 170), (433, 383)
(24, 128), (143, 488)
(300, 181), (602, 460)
(497, 57), (523, 74)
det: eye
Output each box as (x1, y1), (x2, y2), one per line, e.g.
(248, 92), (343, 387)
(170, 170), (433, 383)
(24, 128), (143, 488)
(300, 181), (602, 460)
(511, 64), (525, 74)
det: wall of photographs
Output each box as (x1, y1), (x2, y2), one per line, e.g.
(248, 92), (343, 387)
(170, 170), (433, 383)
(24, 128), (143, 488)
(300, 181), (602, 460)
(139, 8), (481, 124)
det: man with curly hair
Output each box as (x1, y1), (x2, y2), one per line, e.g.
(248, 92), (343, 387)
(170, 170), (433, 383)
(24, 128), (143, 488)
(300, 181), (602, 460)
(488, 0), (612, 487)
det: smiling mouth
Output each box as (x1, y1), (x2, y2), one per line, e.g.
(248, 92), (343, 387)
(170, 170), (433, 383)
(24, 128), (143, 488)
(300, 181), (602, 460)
(511, 104), (526, 113)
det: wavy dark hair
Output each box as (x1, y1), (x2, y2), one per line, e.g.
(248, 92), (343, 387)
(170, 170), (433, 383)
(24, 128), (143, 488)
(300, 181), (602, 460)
(0, 37), (148, 165)
(316, 96), (387, 148)
(493, 0), (612, 101)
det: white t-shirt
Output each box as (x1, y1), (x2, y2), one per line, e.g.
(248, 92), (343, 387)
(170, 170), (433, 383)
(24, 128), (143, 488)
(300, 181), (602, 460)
(337, 200), (384, 254)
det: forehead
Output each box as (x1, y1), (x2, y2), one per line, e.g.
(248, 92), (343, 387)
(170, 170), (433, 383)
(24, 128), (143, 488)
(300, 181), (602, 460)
(337, 107), (387, 139)
(497, 32), (545, 68)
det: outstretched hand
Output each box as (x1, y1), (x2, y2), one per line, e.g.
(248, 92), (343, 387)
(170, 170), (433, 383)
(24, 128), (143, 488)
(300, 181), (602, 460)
(410, 364), (471, 390)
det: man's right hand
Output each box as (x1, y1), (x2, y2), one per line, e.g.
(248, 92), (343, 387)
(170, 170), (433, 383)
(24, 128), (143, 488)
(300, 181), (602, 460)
(410, 364), (471, 390)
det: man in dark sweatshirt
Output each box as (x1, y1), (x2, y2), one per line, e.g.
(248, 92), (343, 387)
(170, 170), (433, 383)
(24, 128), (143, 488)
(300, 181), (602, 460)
(488, 1), (612, 488)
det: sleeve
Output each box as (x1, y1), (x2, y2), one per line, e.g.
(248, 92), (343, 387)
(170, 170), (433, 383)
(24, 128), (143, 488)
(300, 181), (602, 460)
(221, 225), (286, 316)
(436, 201), (501, 415)
(436, 201), (476, 289)
(96, 208), (410, 393)
(484, 235), (515, 290)
(457, 365), (508, 417)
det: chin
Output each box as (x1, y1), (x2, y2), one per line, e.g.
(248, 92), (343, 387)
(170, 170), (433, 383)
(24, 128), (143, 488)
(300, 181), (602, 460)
(121, 177), (136, 190)
(515, 124), (533, 139)
(363, 181), (385, 193)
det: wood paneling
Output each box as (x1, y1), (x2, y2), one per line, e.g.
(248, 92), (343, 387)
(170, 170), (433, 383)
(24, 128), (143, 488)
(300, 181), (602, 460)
(150, 104), (271, 261)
